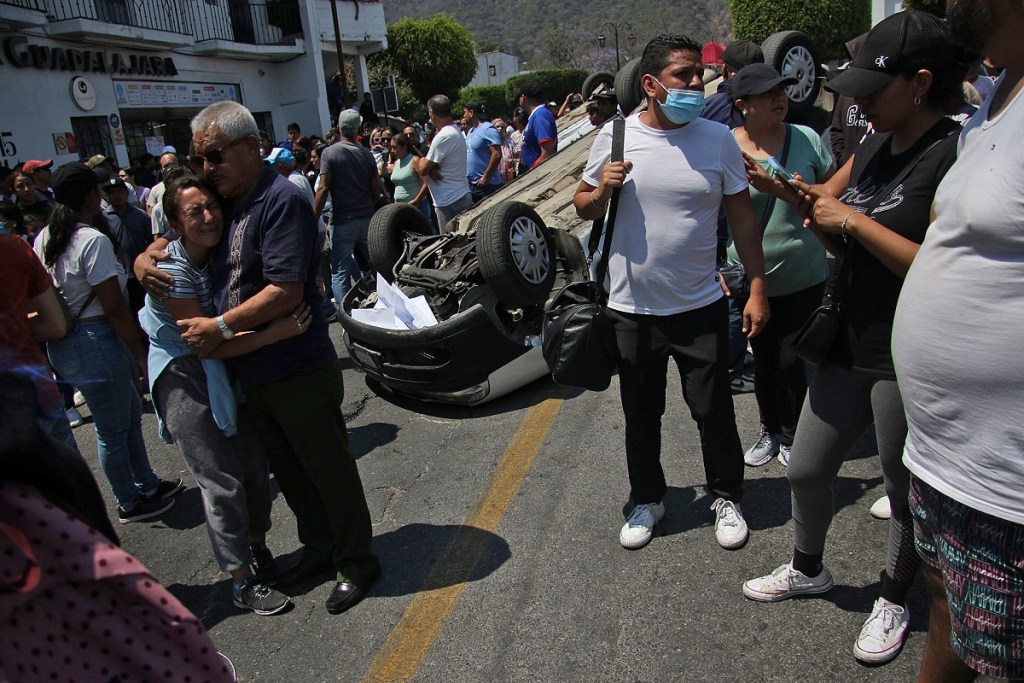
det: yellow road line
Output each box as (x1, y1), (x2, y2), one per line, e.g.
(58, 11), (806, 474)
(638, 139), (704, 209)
(361, 395), (564, 683)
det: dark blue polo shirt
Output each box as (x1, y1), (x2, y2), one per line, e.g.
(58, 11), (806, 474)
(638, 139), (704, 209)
(211, 166), (336, 388)
(701, 79), (744, 130)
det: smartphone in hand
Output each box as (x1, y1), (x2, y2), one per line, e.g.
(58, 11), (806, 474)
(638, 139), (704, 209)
(766, 156), (796, 182)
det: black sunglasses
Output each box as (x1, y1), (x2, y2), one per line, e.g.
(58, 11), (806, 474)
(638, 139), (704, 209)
(188, 137), (249, 167)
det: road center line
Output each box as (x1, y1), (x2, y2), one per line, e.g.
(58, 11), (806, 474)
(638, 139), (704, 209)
(361, 395), (564, 683)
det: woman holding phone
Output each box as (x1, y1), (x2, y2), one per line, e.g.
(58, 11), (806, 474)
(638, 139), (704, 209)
(741, 10), (973, 665)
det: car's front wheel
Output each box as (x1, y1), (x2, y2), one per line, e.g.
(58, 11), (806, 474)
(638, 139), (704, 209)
(368, 202), (433, 282)
(476, 201), (556, 308)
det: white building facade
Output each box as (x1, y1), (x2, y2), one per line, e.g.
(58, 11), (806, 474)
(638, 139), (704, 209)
(0, 0), (387, 169)
(467, 51), (519, 88)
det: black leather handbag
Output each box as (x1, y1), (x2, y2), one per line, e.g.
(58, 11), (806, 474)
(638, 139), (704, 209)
(542, 118), (625, 391)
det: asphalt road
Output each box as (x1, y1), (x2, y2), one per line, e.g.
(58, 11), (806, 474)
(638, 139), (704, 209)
(66, 324), (975, 683)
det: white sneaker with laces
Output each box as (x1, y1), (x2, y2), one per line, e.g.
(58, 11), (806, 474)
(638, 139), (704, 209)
(854, 597), (909, 664)
(711, 498), (748, 549)
(869, 496), (892, 520)
(73, 390), (86, 407)
(778, 444), (792, 467)
(744, 427), (779, 467)
(742, 562), (834, 602)
(619, 501), (665, 549)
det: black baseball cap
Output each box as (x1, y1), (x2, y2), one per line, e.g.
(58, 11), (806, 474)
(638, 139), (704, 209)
(463, 99), (486, 116)
(722, 40), (765, 72)
(52, 162), (102, 211)
(827, 9), (955, 98)
(732, 63), (798, 100)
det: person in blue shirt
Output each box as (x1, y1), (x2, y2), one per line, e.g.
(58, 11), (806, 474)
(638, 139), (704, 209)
(463, 99), (503, 204)
(702, 40), (765, 129)
(517, 79), (558, 172)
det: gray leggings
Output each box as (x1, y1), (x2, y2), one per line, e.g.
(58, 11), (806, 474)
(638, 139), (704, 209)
(789, 361), (915, 581)
(153, 356), (273, 573)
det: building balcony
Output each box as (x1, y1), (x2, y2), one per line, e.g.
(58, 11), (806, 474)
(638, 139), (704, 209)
(44, 0), (194, 48)
(0, 0), (49, 28)
(184, 0), (305, 61)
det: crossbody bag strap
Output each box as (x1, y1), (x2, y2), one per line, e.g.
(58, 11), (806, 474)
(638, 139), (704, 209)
(593, 117), (626, 305)
(72, 289), (98, 322)
(756, 123), (794, 234)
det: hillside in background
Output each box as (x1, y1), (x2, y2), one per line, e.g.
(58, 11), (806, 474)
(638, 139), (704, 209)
(382, 0), (733, 70)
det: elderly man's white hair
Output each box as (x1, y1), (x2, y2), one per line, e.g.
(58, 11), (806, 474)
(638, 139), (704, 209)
(191, 101), (259, 141)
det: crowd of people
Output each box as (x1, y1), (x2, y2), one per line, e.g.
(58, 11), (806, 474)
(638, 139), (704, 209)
(1, 1), (1021, 680)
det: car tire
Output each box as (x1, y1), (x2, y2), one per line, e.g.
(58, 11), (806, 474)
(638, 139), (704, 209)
(368, 202), (433, 282)
(614, 57), (644, 115)
(762, 30), (822, 116)
(582, 71), (615, 100)
(477, 201), (556, 308)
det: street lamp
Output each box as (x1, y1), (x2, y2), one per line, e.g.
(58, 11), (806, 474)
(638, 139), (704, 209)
(596, 22), (636, 71)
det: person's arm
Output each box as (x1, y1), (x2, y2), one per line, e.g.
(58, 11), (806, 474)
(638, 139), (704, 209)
(557, 93), (575, 118)
(163, 296), (310, 359)
(28, 284), (72, 341)
(411, 173), (430, 205)
(533, 140), (556, 167)
(313, 171), (331, 220)
(722, 190), (770, 338)
(573, 160), (633, 221)
(134, 236), (175, 297)
(93, 276), (148, 379)
(369, 173), (385, 204)
(414, 155), (438, 177)
(478, 144), (502, 186)
(177, 281), (304, 355)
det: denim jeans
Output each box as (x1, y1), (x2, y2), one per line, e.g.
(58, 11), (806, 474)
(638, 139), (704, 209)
(47, 320), (158, 509)
(330, 215), (372, 312)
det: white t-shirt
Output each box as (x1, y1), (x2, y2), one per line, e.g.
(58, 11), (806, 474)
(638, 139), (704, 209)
(33, 224), (127, 319)
(426, 123), (470, 208)
(582, 114), (748, 315)
(893, 72), (1024, 524)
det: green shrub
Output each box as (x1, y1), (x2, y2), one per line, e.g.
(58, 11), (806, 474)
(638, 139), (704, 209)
(728, 0), (871, 61)
(901, 0), (945, 16)
(454, 85), (512, 120)
(504, 69), (588, 110)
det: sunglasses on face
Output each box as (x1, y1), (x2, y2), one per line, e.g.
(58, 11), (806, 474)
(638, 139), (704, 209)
(188, 137), (249, 167)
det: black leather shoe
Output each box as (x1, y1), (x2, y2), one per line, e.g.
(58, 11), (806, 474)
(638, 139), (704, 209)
(275, 552), (333, 587)
(325, 575), (377, 615)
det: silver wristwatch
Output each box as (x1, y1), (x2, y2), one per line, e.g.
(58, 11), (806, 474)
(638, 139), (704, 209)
(216, 315), (235, 340)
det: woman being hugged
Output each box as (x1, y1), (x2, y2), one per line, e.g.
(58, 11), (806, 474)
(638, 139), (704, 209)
(724, 63), (835, 469)
(139, 174), (311, 616)
(34, 162), (182, 524)
(741, 10), (973, 666)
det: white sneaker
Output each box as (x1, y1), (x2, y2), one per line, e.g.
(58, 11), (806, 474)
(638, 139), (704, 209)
(619, 501), (665, 549)
(66, 407), (84, 428)
(854, 597), (909, 664)
(778, 444), (792, 467)
(869, 496), (891, 520)
(744, 427), (779, 467)
(742, 562), (834, 602)
(73, 390), (86, 407)
(711, 498), (749, 549)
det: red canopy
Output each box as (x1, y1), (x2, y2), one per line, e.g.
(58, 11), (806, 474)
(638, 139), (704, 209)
(702, 41), (726, 67)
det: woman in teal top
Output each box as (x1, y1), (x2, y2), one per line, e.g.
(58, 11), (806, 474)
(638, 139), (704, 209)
(724, 64), (834, 468)
(385, 133), (431, 222)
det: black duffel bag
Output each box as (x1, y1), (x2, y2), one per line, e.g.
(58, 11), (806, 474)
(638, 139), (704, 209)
(542, 280), (619, 391)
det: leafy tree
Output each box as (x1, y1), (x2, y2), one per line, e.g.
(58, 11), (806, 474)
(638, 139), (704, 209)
(901, 0), (945, 16)
(366, 60), (426, 123)
(454, 85), (513, 120)
(728, 0), (871, 60)
(475, 39), (505, 54)
(540, 25), (579, 68)
(369, 15), (478, 102)
(505, 69), (588, 108)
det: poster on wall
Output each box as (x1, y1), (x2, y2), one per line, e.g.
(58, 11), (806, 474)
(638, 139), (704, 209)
(52, 132), (78, 155)
(114, 81), (241, 108)
(145, 136), (166, 156)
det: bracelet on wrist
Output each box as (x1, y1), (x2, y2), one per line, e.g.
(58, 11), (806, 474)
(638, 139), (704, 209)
(841, 210), (857, 234)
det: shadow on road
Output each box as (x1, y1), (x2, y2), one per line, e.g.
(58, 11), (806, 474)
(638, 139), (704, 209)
(362, 376), (570, 420)
(350, 422), (400, 460)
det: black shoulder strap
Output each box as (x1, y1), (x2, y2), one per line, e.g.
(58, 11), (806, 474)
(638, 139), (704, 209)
(590, 118), (625, 303)
(756, 124), (794, 234)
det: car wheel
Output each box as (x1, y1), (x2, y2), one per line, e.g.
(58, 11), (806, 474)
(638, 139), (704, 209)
(582, 71), (615, 100)
(368, 202), (433, 282)
(614, 57), (644, 116)
(477, 201), (556, 308)
(762, 30), (822, 116)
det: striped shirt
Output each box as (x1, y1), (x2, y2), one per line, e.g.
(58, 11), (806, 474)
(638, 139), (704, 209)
(147, 239), (214, 333)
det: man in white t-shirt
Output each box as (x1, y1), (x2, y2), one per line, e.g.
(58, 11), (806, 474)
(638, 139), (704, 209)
(574, 33), (769, 552)
(891, 3), (1024, 681)
(414, 95), (471, 233)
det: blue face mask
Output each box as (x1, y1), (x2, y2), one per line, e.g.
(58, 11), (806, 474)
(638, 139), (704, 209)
(653, 77), (705, 125)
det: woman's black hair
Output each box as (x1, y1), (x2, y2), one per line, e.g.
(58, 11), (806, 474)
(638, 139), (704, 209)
(162, 173), (221, 233)
(906, 42), (978, 112)
(42, 203), (84, 268)
(0, 199), (24, 235)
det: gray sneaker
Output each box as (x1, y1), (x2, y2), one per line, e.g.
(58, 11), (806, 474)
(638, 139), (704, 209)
(233, 576), (290, 616)
(744, 427), (779, 467)
(778, 444), (792, 467)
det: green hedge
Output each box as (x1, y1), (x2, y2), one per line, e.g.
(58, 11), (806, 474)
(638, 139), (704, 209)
(728, 0), (871, 61)
(454, 85), (511, 120)
(504, 69), (588, 111)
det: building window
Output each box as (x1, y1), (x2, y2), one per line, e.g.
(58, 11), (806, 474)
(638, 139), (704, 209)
(70, 116), (116, 163)
(488, 65), (497, 77)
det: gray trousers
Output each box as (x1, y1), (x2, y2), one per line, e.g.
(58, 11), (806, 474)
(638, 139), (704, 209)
(434, 192), (473, 233)
(788, 361), (913, 580)
(153, 356), (273, 573)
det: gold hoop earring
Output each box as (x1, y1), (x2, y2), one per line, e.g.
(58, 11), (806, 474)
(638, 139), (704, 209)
(913, 96), (922, 106)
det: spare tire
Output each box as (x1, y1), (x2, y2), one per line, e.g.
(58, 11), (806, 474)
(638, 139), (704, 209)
(614, 57), (644, 116)
(477, 201), (556, 308)
(762, 30), (822, 116)
(582, 71), (615, 100)
(368, 202), (433, 282)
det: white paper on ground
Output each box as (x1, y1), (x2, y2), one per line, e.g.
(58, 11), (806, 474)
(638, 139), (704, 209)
(351, 307), (407, 330)
(356, 274), (438, 330)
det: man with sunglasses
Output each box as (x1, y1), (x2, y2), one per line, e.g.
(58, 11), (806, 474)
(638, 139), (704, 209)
(573, 34), (769, 552)
(135, 101), (381, 616)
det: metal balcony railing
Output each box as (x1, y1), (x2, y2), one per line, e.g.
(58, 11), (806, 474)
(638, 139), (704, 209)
(48, 0), (190, 34)
(0, 0), (46, 9)
(192, 0), (302, 46)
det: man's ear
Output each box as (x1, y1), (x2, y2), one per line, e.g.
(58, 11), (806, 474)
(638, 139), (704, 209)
(641, 73), (659, 99)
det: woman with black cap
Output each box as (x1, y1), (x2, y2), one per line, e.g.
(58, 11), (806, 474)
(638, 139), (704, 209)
(33, 161), (182, 525)
(741, 9), (974, 666)
(724, 62), (835, 470)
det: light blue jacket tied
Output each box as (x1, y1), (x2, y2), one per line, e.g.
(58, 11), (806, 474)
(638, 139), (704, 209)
(138, 304), (238, 442)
